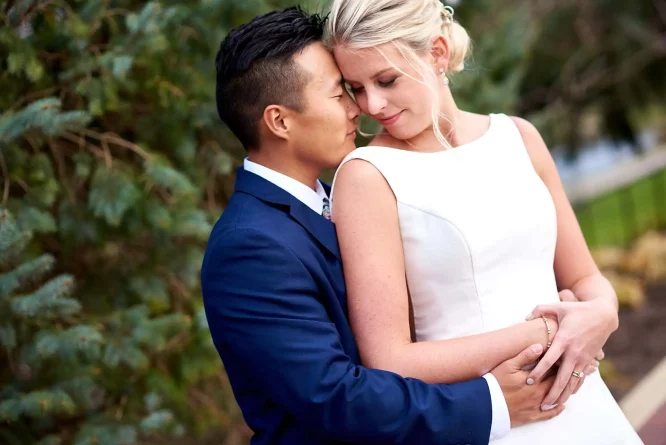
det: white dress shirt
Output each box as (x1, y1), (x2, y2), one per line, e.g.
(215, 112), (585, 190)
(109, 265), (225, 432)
(244, 159), (328, 214)
(484, 373), (511, 440)
(243, 158), (510, 441)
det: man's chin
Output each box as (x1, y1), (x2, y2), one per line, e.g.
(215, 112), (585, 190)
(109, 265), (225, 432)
(330, 143), (357, 168)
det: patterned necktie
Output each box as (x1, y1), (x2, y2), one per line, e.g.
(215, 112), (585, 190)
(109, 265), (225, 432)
(322, 197), (332, 221)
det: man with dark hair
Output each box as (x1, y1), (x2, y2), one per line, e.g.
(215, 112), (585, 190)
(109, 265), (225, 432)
(215, 9), (326, 151)
(202, 7), (556, 445)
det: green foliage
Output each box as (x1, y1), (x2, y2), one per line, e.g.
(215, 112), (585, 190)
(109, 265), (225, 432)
(445, 0), (666, 155)
(0, 0), (306, 443)
(0, 209), (210, 444)
(1, 0), (661, 443)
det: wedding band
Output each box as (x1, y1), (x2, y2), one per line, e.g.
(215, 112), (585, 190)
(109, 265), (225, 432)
(572, 371), (584, 378)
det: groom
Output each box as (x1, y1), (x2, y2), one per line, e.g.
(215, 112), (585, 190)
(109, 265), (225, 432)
(201, 7), (562, 445)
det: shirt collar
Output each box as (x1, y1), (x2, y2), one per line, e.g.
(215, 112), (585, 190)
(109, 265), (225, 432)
(243, 158), (328, 214)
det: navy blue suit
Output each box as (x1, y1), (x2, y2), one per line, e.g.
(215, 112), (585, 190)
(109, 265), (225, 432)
(201, 167), (493, 444)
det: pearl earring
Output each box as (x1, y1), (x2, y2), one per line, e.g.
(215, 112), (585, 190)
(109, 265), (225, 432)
(439, 68), (449, 86)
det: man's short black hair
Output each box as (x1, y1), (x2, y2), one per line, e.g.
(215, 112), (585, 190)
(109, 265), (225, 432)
(215, 7), (326, 150)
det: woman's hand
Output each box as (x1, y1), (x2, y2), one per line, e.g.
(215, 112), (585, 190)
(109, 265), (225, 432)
(525, 290), (617, 410)
(555, 289), (604, 396)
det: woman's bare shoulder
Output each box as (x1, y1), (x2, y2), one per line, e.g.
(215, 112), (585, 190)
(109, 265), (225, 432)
(368, 133), (404, 149)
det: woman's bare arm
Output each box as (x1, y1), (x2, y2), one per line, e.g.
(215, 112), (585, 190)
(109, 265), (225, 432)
(333, 159), (556, 384)
(511, 116), (618, 407)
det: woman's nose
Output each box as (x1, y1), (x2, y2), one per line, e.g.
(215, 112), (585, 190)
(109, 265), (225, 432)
(366, 91), (387, 116)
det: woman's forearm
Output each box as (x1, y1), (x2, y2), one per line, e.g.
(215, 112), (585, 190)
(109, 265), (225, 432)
(367, 318), (553, 384)
(570, 273), (619, 317)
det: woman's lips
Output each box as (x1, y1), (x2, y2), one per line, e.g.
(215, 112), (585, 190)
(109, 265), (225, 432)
(378, 111), (403, 126)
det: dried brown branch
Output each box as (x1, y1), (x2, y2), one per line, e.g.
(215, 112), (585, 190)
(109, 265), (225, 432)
(654, 0), (666, 27)
(60, 131), (107, 164)
(8, 86), (63, 111)
(0, 150), (10, 205)
(75, 129), (152, 160)
(47, 137), (76, 202)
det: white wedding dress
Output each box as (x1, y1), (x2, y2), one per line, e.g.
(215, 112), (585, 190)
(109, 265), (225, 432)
(331, 113), (643, 444)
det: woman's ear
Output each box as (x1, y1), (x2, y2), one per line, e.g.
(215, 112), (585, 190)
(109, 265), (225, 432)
(431, 35), (450, 72)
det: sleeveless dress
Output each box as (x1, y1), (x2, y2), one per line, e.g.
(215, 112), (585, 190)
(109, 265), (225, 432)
(330, 113), (643, 444)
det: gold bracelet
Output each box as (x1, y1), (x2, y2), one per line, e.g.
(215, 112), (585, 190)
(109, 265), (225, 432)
(541, 316), (552, 349)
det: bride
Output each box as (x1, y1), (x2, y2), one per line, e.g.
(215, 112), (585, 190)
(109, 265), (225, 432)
(327, 0), (643, 443)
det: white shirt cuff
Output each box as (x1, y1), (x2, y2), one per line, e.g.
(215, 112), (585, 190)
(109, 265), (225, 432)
(483, 373), (511, 441)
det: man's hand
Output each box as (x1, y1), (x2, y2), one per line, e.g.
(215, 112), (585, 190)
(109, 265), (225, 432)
(491, 344), (565, 427)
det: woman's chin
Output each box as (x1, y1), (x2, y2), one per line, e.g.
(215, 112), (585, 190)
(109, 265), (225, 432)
(383, 120), (433, 142)
(384, 126), (419, 142)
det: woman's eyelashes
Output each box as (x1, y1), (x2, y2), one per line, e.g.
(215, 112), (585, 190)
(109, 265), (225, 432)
(378, 78), (396, 88)
(347, 78), (397, 94)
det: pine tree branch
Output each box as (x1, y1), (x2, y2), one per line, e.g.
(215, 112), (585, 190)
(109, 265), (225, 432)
(189, 388), (227, 421)
(3, 1), (14, 14)
(24, 135), (40, 155)
(46, 138), (75, 203)
(72, 129), (152, 161)
(0, 151), (9, 205)
(162, 331), (189, 352)
(59, 132), (108, 164)
(100, 135), (113, 170)
(88, 8), (132, 37)
(114, 394), (128, 421)
(9, 175), (29, 195)
(206, 175), (217, 213)
(656, 0), (666, 26)
(22, 0), (76, 26)
(8, 87), (63, 112)
(102, 8), (133, 19)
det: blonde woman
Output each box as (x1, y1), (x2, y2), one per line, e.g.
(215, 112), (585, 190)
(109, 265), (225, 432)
(328, 1), (642, 443)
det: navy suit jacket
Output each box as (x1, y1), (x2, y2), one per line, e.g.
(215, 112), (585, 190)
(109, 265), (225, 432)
(201, 167), (493, 444)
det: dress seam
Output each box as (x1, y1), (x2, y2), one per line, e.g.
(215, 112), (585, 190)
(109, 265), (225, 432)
(397, 200), (485, 330)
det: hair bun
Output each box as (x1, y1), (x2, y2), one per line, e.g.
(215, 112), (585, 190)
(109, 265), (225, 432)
(445, 21), (471, 73)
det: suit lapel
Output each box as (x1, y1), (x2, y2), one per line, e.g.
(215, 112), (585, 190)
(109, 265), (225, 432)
(289, 197), (341, 261)
(234, 167), (341, 261)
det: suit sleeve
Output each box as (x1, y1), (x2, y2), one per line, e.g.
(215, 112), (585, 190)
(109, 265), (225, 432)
(201, 228), (493, 445)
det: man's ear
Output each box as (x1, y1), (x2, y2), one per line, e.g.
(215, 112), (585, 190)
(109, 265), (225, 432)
(262, 105), (295, 142)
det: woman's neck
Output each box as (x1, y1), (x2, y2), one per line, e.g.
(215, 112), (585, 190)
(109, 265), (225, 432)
(406, 92), (465, 152)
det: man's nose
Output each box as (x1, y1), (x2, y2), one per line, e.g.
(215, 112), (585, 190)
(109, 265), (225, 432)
(346, 98), (361, 120)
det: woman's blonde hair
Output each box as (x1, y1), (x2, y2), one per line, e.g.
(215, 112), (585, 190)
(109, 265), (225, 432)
(326, 0), (472, 149)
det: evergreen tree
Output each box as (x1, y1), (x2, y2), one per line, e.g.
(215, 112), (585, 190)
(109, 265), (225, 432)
(1, 0), (661, 442)
(0, 1), (298, 443)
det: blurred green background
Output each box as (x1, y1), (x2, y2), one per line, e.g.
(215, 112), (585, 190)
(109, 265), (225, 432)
(1, 0), (665, 444)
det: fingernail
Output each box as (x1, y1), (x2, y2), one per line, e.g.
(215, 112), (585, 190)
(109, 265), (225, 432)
(541, 404), (558, 411)
(525, 313), (532, 320)
(526, 378), (534, 385)
(531, 344), (543, 354)
(595, 360), (600, 367)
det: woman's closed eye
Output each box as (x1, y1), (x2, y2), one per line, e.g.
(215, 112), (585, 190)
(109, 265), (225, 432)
(378, 78), (396, 88)
(347, 78), (396, 94)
